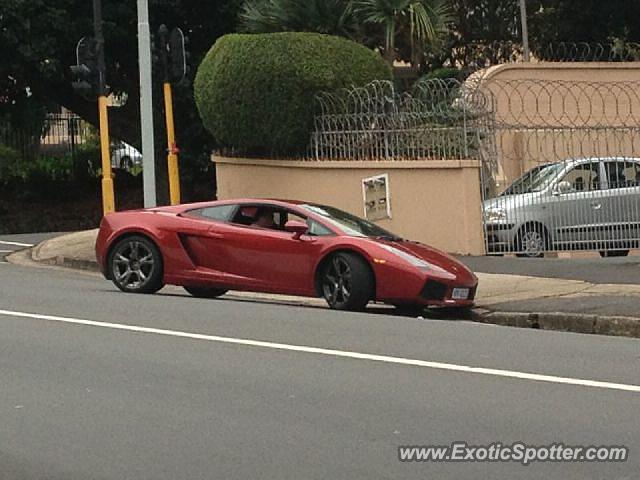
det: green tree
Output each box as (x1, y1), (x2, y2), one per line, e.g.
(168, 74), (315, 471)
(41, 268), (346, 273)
(240, 0), (358, 39)
(239, 0), (452, 66)
(0, 0), (243, 202)
(528, 0), (640, 59)
(354, 0), (452, 64)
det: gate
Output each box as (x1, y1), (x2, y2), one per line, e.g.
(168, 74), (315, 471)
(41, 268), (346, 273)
(478, 79), (640, 257)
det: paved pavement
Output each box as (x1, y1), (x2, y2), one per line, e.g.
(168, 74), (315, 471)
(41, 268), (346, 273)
(460, 255), (640, 285)
(0, 261), (638, 479)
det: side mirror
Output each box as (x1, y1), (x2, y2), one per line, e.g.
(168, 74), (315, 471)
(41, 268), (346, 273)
(554, 180), (572, 195)
(284, 220), (308, 240)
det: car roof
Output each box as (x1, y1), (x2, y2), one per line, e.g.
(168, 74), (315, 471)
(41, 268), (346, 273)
(152, 198), (315, 214)
(534, 157), (640, 169)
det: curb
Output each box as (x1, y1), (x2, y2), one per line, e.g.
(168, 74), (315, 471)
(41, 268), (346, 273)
(475, 311), (640, 339)
(30, 242), (100, 272)
(18, 241), (640, 339)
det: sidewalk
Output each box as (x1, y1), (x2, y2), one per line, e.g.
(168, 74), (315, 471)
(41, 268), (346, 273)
(11, 230), (640, 338)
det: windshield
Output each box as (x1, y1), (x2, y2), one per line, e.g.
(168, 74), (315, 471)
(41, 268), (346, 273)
(501, 163), (563, 195)
(300, 204), (401, 240)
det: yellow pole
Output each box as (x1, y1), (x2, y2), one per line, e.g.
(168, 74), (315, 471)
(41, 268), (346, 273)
(98, 95), (115, 214)
(163, 82), (181, 205)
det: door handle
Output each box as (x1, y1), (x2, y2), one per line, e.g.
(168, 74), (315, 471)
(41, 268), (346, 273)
(206, 231), (225, 239)
(591, 202), (602, 210)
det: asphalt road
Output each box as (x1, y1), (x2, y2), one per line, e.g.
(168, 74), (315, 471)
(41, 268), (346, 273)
(0, 233), (63, 262)
(1, 260), (639, 479)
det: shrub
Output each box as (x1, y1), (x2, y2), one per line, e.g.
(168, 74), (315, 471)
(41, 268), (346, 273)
(421, 67), (462, 81)
(0, 144), (21, 185)
(194, 32), (392, 156)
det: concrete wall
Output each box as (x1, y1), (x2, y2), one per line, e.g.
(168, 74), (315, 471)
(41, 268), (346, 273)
(474, 62), (640, 193)
(215, 157), (486, 255)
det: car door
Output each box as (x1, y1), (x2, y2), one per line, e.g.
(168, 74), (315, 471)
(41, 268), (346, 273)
(201, 204), (329, 295)
(599, 159), (640, 247)
(551, 161), (604, 249)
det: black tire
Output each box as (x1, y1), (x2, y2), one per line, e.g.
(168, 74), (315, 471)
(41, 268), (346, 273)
(183, 286), (228, 298)
(600, 250), (629, 258)
(320, 252), (374, 311)
(393, 304), (426, 317)
(108, 235), (164, 294)
(120, 156), (132, 170)
(515, 224), (548, 258)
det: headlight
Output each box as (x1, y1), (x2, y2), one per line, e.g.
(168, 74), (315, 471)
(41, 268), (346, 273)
(377, 244), (456, 280)
(484, 207), (507, 221)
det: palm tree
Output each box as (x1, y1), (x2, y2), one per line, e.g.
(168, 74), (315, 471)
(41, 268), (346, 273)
(239, 0), (358, 40)
(354, 0), (452, 64)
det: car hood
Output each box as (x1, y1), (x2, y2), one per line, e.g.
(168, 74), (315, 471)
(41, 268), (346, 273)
(374, 239), (477, 283)
(483, 191), (545, 211)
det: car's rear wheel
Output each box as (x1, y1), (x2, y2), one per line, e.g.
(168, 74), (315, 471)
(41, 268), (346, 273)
(109, 235), (164, 294)
(321, 253), (373, 311)
(183, 286), (228, 299)
(516, 224), (547, 258)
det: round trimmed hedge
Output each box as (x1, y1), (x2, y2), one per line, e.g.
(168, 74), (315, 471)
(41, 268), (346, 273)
(194, 32), (392, 156)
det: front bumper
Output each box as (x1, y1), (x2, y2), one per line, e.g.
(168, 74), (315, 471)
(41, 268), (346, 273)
(416, 278), (478, 307)
(485, 222), (516, 254)
(375, 262), (478, 308)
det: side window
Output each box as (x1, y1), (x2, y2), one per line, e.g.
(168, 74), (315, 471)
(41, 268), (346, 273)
(283, 211), (333, 236)
(187, 204), (236, 222)
(308, 220), (333, 236)
(604, 161), (640, 189)
(561, 163), (600, 192)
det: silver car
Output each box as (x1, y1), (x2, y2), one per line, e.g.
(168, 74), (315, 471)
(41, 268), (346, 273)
(111, 141), (143, 170)
(484, 157), (640, 257)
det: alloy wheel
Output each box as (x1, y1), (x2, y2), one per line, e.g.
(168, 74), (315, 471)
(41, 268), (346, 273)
(519, 230), (545, 257)
(112, 239), (156, 290)
(322, 256), (352, 308)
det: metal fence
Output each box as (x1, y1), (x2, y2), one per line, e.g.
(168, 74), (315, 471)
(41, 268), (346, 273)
(311, 76), (640, 257)
(0, 113), (93, 159)
(311, 79), (492, 162)
(0, 112), (139, 172)
(438, 41), (640, 72)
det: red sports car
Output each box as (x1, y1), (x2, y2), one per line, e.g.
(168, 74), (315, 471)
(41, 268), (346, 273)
(95, 199), (478, 312)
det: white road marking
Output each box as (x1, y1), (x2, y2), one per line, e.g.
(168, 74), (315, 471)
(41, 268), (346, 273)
(0, 308), (638, 394)
(0, 240), (34, 247)
(0, 250), (15, 253)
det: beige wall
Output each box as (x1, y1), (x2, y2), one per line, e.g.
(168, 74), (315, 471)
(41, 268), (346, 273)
(473, 63), (640, 193)
(215, 157), (486, 255)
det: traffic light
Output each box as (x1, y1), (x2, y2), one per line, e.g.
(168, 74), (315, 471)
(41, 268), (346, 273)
(167, 27), (187, 84)
(70, 63), (96, 99)
(157, 25), (188, 85)
(70, 37), (100, 100)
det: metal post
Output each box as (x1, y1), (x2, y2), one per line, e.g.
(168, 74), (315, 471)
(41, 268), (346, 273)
(137, 0), (157, 207)
(519, 0), (531, 62)
(159, 24), (181, 205)
(93, 0), (115, 214)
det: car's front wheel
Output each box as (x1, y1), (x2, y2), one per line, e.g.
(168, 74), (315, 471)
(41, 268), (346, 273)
(109, 235), (164, 294)
(516, 224), (547, 258)
(183, 286), (228, 299)
(321, 253), (373, 311)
